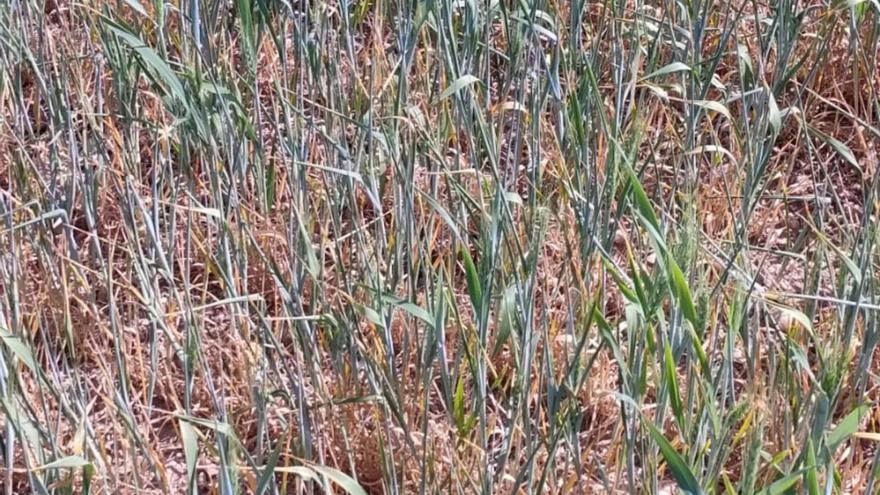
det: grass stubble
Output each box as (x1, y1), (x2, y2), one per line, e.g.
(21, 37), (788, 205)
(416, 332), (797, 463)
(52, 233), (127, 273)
(0, 0), (878, 493)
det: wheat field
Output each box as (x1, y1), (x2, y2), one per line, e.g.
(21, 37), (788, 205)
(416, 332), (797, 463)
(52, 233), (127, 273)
(0, 0), (878, 493)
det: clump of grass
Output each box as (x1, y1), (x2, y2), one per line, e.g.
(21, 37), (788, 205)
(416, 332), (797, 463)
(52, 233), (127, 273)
(0, 0), (878, 493)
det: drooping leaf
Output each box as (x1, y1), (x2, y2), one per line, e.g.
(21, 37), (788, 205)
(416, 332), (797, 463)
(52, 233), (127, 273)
(273, 464), (367, 495)
(827, 405), (870, 453)
(121, 0), (148, 17)
(0, 328), (40, 374)
(274, 465), (318, 483)
(641, 62), (692, 81)
(693, 99), (733, 121)
(807, 125), (861, 173)
(105, 23), (186, 101)
(645, 420), (704, 495)
(360, 306), (386, 329)
(627, 171), (661, 233)
(380, 296), (435, 327)
(756, 469), (808, 495)
(439, 75), (481, 101)
(35, 456), (91, 471)
(306, 463), (369, 495)
(418, 188), (463, 242)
